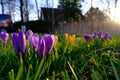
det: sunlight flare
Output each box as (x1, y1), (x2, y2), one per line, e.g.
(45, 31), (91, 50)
(110, 7), (120, 23)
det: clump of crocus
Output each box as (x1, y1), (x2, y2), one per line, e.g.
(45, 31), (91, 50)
(97, 31), (111, 40)
(11, 30), (26, 56)
(84, 34), (93, 40)
(38, 34), (54, 60)
(0, 32), (9, 48)
(65, 33), (76, 44)
(84, 31), (111, 40)
(84, 31), (97, 41)
(103, 32), (111, 40)
(26, 29), (33, 39)
(28, 33), (39, 51)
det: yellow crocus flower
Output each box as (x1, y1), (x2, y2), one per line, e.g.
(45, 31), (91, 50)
(69, 34), (75, 44)
(65, 33), (69, 40)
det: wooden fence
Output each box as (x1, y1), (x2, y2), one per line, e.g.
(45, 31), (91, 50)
(54, 20), (120, 35)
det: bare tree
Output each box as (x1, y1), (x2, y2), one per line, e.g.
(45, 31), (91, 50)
(114, 0), (118, 20)
(24, 0), (29, 21)
(7, 0), (16, 22)
(20, 0), (30, 22)
(20, 0), (24, 22)
(0, 0), (14, 14)
(106, 0), (110, 16)
(0, 0), (7, 14)
(35, 0), (39, 19)
(91, 0), (93, 7)
(46, 0), (49, 8)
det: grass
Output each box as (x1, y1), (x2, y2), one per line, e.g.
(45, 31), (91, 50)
(0, 34), (120, 80)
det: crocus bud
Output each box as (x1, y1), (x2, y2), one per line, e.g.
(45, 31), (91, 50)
(97, 31), (103, 39)
(18, 30), (26, 55)
(93, 31), (97, 39)
(65, 33), (69, 40)
(0, 32), (9, 48)
(38, 37), (46, 60)
(69, 34), (75, 44)
(84, 34), (92, 40)
(11, 33), (19, 56)
(26, 29), (33, 39)
(44, 34), (54, 55)
(54, 35), (58, 46)
(28, 33), (39, 51)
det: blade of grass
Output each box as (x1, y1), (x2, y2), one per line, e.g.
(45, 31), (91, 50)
(91, 69), (99, 80)
(16, 65), (23, 80)
(0, 59), (8, 73)
(34, 59), (44, 80)
(9, 69), (15, 80)
(110, 60), (119, 80)
(67, 61), (78, 80)
(16, 53), (24, 80)
(26, 64), (32, 80)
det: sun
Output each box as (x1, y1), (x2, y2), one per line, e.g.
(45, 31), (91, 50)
(109, 7), (120, 23)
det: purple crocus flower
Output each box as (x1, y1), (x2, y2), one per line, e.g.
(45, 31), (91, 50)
(84, 34), (91, 40)
(28, 33), (39, 51)
(11, 33), (19, 56)
(38, 37), (46, 60)
(26, 29), (33, 39)
(93, 31), (97, 39)
(18, 30), (26, 55)
(103, 32), (111, 39)
(97, 31), (103, 39)
(11, 30), (26, 56)
(44, 34), (54, 55)
(0, 32), (9, 48)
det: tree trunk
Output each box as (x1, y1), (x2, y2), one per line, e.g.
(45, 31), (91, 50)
(20, 0), (24, 22)
(46, 0), (48, 8)
(8, 1), (11, 15)
(114, 0), (118, 20)
(25, 0), (29, 21)
(1, 0), (4, 14)
(91, 0), (93, 8)
(35, 0), (39, 19)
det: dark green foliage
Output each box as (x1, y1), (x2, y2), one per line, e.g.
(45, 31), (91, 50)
(0, 34), (120, 79)
(25, 20), (52, 33)
(13, 20), (52, 33)
(59, 0), (84, 21)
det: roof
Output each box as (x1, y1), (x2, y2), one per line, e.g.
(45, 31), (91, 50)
(41, 7), (64, 21)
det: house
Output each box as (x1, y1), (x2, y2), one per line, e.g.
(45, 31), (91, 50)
(40, 7), (85, 22)
(40, 7), (64, 22)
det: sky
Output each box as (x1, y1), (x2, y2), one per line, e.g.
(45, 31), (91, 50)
(29, 0), (120, 22)
(12, 0), (59, 21)
(81, 0), (120, 22)
(1, 0), (120, 22)
(28, 0), (59, 21)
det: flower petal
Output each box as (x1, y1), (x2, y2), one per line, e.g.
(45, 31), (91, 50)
(11, 33), (19, 56)
(38, 37), (46, 60)
(44, 34), (54, 55)
(18, 30), (26, 55)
